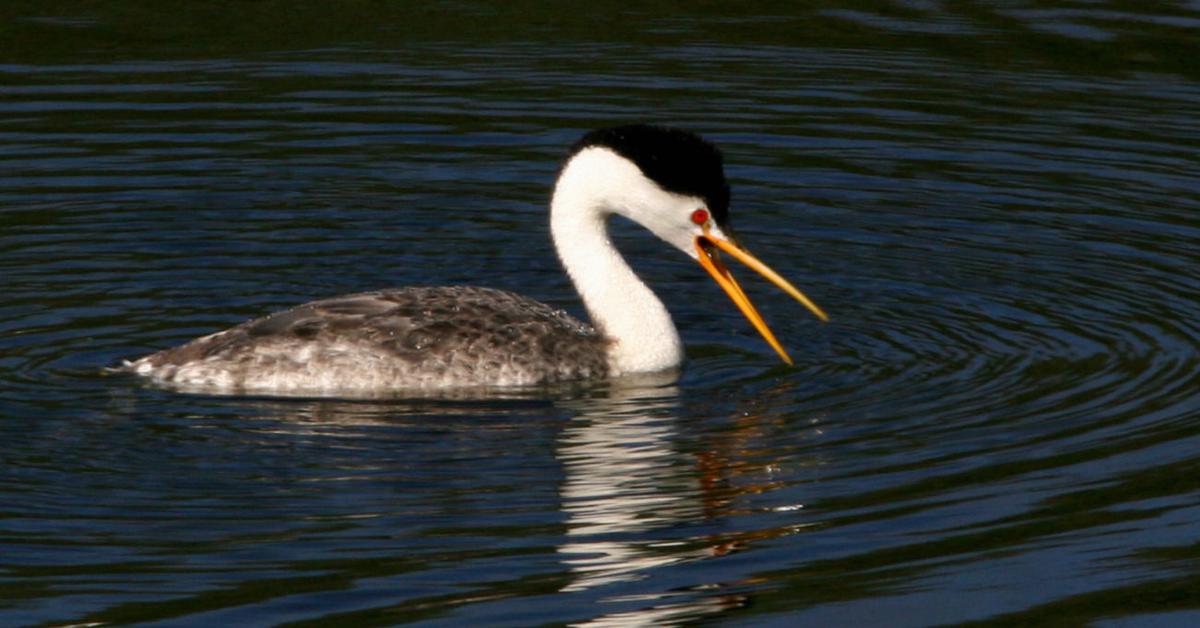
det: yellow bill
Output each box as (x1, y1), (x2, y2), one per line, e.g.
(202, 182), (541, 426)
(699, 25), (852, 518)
(695, 234), (829, 365)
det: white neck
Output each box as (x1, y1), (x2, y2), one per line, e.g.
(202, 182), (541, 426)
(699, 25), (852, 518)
(550, 150), (685, 375)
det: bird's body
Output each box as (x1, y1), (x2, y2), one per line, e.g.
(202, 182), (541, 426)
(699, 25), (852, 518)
(126, 287), (609, 392)
(123, 125), (827, 395)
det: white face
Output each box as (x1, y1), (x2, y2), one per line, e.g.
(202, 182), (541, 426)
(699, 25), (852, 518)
(563, 147), (730, 259)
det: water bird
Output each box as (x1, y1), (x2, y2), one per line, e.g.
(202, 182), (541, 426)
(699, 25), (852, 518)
(123, 125), (828, 393)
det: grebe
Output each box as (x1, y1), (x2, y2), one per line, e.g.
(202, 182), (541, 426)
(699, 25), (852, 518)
(123, 125), (828, 394)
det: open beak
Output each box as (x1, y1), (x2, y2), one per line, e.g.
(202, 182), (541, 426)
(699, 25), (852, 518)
(695, 234), (829, 365)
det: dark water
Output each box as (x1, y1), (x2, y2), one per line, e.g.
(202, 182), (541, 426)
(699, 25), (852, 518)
(3, 2), (1200, 625)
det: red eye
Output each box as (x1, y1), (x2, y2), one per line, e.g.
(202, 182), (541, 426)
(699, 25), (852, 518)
(690, 208), (709, 225)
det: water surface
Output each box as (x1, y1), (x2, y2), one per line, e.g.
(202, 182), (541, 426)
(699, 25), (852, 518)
(2, 2), (1199, 625)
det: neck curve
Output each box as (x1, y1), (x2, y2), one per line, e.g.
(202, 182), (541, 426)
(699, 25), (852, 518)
(549, 152), (684, 375)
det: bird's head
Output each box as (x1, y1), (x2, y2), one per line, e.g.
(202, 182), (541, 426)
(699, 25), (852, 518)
(554, 124), (828, 364)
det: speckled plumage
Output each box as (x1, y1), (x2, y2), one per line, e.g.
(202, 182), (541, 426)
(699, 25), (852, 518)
(126, 287), (610, 393)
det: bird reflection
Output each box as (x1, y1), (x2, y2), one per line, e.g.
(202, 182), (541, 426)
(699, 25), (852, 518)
(144, 376), (814, 625)
(557, 382), (699, 587)
(555, 376), (746, 623)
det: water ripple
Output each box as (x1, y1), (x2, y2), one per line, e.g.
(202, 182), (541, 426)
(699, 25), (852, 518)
(3, 11), (1200, 624)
